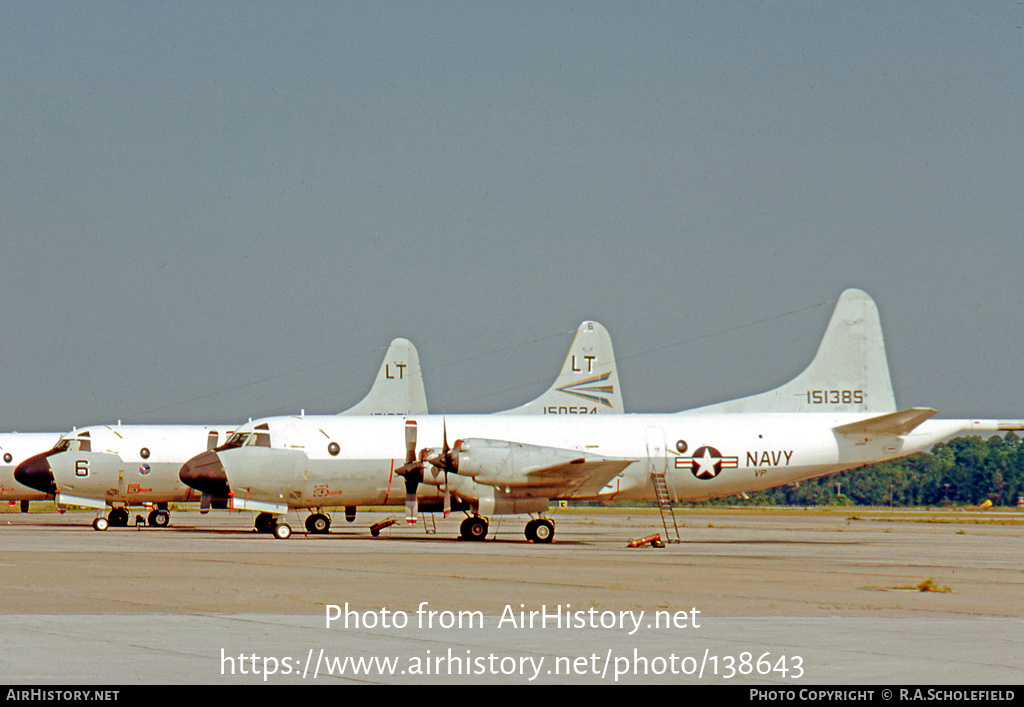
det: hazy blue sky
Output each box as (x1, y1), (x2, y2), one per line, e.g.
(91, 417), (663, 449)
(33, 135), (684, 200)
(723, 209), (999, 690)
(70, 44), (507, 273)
(2, 2), (1022, 431)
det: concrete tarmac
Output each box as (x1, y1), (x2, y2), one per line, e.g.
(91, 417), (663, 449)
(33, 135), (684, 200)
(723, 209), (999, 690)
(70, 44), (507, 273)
(2, 505), (1022, 684)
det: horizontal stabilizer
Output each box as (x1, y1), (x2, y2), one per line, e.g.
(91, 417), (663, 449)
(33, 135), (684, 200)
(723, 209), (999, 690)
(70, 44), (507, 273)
(525, 458), (636, 498)
(833, 408), (937, 437)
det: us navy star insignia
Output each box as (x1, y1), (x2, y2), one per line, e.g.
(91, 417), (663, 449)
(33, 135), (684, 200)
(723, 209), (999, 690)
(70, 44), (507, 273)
(675, 445), (738, 479)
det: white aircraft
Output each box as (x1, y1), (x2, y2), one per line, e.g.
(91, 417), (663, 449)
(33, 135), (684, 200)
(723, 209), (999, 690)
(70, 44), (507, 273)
(1, 432), (63, 512)
(180, 320), (623, 533)
(17, 321), (622, 532)
(14, 338), (429, 530)
(179, 289), (1024, 542)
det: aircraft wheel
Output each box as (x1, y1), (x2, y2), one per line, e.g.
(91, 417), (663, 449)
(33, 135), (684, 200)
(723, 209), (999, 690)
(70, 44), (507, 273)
(305, 513), (331, 534)
(92, 516), (109, 531)
(532, 519), (554, 544)
(255, 512), (276, 533)
(273, 522), (292, 540)
(524, 519), (538, 542)
(460, 516), (488, 541)
(148, 510), (170, 527)
(108, 507), (129, 527)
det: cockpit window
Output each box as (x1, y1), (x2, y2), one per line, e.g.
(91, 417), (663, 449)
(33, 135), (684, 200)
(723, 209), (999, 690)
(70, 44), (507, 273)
(54, 436), (91, 453)
(220, 432), (250, 450)
(216, 426), (271, 451)
(253, 423), (271, 448)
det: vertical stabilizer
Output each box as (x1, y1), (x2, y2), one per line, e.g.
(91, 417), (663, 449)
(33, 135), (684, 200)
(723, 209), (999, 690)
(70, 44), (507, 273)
(693, 289), (896, 414)
(340, 338), (429, 415)
(498, 321), (623, 414)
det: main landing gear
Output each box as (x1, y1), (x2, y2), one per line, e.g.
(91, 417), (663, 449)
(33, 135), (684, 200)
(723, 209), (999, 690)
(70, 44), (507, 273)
(459, 515), (488, 541)
(525, 518), (554, 543)
(304, 512), (331, 534)
(456, 515), (556, 543)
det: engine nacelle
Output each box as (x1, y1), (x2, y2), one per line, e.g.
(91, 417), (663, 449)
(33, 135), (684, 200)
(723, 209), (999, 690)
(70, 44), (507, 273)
(477, 488), (550, 517)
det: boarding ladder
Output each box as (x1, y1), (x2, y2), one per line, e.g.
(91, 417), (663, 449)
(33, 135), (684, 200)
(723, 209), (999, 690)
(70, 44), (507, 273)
(422, 512), (437, 534)
(651, 471), (681, 543)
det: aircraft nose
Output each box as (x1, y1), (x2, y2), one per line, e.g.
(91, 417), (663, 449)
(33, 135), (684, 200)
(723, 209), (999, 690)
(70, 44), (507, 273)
(14, 452), (57, 495)
(179, 451), (230, 497)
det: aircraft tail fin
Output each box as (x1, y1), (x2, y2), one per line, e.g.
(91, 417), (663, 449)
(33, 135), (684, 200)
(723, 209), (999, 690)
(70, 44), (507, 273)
(498, 321), (623, 415)
(694, 289), (897, 414)
(340, 338), (429, 416)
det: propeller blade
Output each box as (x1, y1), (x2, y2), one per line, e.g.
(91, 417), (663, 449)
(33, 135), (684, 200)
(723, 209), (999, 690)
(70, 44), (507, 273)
(403, 420), (420, 523)
(442, 419), (452, 516)
(405, 420), (417, 465)
(442, 421), (451, 515)
(200, 493), (211, 515)
(405, 493), (418, 524)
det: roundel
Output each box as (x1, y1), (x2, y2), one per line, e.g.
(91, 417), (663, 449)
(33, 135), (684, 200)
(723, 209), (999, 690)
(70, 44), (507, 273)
(675, 445), (739, 480)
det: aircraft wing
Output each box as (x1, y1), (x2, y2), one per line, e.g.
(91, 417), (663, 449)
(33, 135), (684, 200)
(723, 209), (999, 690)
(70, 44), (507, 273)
(449, 437), (635, 498)
(523, 458), (636, 498)
(833, 407), (937, 437)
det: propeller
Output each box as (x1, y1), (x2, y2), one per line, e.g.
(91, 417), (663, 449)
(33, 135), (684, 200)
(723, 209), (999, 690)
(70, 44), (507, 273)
(425, 421), (462, 517)
(395, 419), (461, 521)
(394, 420), (423, 523)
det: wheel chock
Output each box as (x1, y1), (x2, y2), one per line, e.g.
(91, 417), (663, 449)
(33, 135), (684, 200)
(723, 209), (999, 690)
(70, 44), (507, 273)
(627, 533), (664, 548)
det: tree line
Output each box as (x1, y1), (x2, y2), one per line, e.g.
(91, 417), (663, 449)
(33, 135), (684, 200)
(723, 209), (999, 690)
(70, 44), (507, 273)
(737, 433), (1024, 507)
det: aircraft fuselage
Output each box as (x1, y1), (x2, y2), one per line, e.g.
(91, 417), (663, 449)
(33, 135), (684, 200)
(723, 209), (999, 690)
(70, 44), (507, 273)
(199, 412), (988, 512)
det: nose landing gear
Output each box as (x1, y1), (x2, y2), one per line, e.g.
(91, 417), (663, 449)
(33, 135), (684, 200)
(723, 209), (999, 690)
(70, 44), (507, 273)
(90, 505), (171, 530)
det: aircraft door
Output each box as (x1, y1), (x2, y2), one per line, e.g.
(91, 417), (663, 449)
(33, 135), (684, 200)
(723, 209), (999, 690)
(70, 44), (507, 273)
(645, 427), (673, 501)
